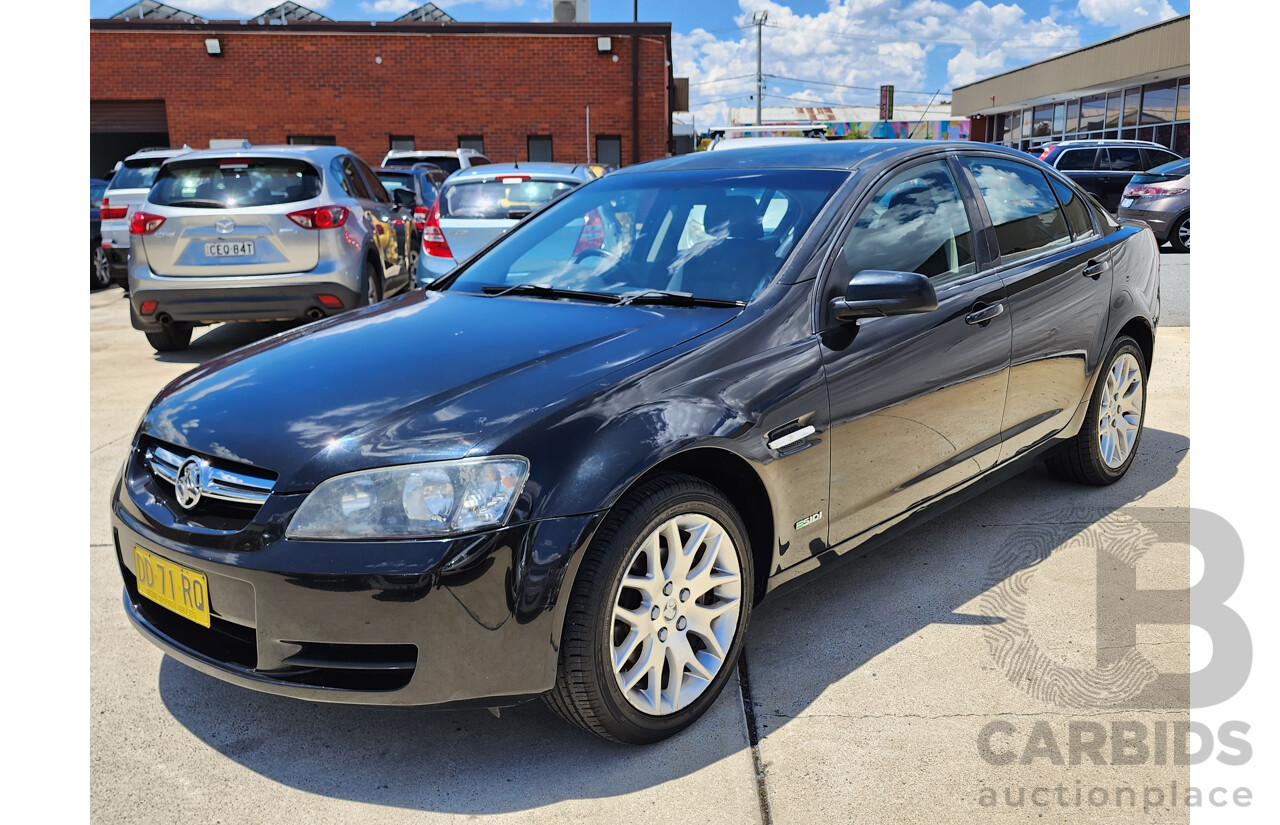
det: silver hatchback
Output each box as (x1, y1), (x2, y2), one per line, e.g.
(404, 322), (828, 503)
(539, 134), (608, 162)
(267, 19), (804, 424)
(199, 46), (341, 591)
(128, 144), (414, 351)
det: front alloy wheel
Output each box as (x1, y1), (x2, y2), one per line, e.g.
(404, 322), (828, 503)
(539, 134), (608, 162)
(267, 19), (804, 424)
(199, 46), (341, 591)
(545, 473), (753, 743)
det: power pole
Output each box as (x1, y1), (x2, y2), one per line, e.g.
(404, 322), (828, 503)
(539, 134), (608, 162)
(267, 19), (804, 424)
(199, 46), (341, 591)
(753, 11), (768, 125)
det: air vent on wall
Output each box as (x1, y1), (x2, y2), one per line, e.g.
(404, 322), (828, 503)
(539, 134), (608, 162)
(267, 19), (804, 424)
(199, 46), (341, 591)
(552, 0), (590, 23)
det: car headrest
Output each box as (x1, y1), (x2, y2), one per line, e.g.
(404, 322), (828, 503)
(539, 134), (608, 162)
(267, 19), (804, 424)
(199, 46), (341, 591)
(703, 195), (762, 240)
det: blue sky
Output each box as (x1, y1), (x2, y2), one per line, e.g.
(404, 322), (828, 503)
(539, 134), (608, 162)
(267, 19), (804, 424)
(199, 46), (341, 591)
(90, 1), (1190, 124)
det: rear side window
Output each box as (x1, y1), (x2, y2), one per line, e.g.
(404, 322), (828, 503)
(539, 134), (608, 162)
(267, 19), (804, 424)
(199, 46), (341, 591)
(962, 157), (1071, 263)
(110, 158), (168, 190)
(1054, 149), (1096, 171)
(1103, 147), (1143, 172)
(150, 158), (322, 208)
(838, 160), (976, 285)
(1146, 149), (1181, 168)
(1049, 177), (1097, 242)
(440, 178), (579, 219)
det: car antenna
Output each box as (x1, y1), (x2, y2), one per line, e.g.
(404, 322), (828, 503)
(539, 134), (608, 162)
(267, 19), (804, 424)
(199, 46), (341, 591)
(513, 153), (519, 170)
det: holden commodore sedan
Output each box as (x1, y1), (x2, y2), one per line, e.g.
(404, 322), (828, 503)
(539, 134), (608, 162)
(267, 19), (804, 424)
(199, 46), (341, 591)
(111, 141), (1159, 744)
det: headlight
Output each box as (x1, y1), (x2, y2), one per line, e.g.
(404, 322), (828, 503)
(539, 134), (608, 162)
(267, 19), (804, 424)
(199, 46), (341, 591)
(286, 457), (529, 540)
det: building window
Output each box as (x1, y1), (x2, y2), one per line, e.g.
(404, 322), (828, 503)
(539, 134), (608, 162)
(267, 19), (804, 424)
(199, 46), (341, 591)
(1122, 87), (1141, 127)
(458, 135), (485, 154)
(1079, 94), (1106, 132)
(389, 135), (415, 150)
(1104, 92), (1121, 129)
(1175, 77), (1190, 122)
(288, 135), (336, 145)
(1031, 105), (1053, 140)
(596, 135), (622, 167)
(527, 135), (553, 162)
(1065, 100), (1079, 134)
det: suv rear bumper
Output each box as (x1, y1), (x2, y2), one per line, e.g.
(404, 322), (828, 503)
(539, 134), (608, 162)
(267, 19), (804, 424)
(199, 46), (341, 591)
(129, 283), (363, 331)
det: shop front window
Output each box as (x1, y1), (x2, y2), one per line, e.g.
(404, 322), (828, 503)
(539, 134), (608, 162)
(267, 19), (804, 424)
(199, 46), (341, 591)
(1105, 92), (1121, 129)
(1176, 77), (1190, 121)
(1080, 94), (1106, 132)
(1140, 79), (1177, 125)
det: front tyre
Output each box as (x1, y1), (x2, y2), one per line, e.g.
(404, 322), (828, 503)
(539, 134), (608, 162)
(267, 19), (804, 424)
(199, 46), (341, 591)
(545, 473), (753, 743)
(1046, 336), (1147, 485)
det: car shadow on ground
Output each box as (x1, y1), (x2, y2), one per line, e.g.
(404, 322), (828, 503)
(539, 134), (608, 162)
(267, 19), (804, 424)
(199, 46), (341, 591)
(153, 321), (308, 365)
(155, 420), (1188, 814)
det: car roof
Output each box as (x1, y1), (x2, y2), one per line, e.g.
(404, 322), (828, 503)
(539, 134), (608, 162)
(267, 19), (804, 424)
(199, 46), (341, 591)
(385, 149), (482, 159)
(615, 140), (1010, 175)
(708, 136), (826, 151)
(1038, 139), (1172, 150)
(158, 145), (353, 165)
(444, 162), (597, 185)
(122, 146), (191, 162)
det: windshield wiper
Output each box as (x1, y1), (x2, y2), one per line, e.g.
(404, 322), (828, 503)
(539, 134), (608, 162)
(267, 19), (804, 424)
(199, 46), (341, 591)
(481, 283), (622, 304)
(616, 290), (745, 309)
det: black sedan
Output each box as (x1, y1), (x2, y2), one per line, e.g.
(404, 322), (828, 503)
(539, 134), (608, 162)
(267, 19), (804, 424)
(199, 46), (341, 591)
(110, 141), (1159, 743)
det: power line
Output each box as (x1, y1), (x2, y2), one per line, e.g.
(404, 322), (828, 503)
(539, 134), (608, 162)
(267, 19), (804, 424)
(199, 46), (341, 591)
(689, 74), (755, 87)
(767, 75), (949, 97)
(763, 20), (1071, 49)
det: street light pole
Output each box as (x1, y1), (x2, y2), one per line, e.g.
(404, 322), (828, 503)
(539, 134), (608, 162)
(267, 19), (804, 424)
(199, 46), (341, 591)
(753, 11), (768, 125)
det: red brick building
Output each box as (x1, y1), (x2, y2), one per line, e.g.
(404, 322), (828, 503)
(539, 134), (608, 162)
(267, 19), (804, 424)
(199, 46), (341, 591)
(89, 17), (675, 177)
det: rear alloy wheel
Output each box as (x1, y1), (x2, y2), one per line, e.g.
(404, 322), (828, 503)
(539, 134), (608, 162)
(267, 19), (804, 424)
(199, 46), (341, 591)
(91, 246), (112, 290)
(545, 473), (753, 743)
(1169, 214), (1189, 253)
(363, 259), (384, 306)
(145, 323), (193, 353)
(1046, 336), (1147, 485)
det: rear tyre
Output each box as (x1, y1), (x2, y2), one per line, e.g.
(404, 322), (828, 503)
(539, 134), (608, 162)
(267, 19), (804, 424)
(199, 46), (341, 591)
(362, 259), (384, 306)
(1168, 214), (1189, 253)
(145, 323), (193, 353)
(91, 246), (112, 290)
(544, 473), (753, 744)
(1045, 336), (1147, 485)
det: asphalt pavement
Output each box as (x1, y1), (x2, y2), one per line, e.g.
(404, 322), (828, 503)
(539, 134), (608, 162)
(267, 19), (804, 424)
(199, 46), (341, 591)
(89, 251), (1190, 824)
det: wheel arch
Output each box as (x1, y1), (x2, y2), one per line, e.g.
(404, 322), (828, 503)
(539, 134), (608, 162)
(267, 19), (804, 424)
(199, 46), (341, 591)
(1118, 315), (1155, 372)
(619, 447), (775, 605)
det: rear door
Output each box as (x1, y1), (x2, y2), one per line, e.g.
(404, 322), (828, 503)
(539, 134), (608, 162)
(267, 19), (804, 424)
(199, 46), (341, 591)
(956, 155), (1115, 463)
(1052, 148), (1108, 207)
(816, 155), (1011, 556)
(1095, 147), (1145, 211)
(139, 156), (321, 276)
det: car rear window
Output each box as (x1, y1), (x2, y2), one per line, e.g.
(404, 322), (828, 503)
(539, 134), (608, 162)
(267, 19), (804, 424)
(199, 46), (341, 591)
(440, 178), (579, 219)
(386, 154), (462, 175)
(150, 158), (322, 208)
(109, 158), (169, 190)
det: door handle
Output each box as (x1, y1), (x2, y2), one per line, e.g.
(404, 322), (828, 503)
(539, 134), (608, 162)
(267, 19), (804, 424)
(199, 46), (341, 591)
(1083, 259), (1110, 279)
(965, 303), (1005, 326)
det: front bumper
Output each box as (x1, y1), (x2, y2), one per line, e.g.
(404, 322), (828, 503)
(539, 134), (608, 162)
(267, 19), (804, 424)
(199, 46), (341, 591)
(112, 479), (603, 707)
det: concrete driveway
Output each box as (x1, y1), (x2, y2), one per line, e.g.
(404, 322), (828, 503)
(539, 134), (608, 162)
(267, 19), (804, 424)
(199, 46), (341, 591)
(90, 253), (1190, 824)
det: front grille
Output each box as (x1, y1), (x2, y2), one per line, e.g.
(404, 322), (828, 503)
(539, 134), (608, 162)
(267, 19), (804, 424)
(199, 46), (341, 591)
(145, 444), (275, 506)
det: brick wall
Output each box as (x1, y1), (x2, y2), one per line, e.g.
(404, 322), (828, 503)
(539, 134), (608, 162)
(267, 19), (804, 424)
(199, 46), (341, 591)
(90, 25), (672, 167)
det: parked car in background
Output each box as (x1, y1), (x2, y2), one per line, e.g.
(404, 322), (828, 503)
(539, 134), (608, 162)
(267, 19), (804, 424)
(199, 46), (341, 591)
(127, 144), (414, 352)
(375, 163), (448, 274)
(112, 141), (1159, 744)
(380, 147), (490, 175)
(1033, 139), (1182, 212)
(100, 146), (193, 288)
(91, 178), (110, 290)
(1117, 158), (1190, 253)
(417, 162), (601, 284)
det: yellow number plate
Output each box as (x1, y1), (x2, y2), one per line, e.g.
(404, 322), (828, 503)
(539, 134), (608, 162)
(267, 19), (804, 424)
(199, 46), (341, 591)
(133, 546), (211, 628)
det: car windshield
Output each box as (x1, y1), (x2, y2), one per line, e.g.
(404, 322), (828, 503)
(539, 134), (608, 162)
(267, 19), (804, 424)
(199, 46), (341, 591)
(442, 168), (846, 304)
(441, 177), (578, 219)
(149, 158), (322, 208)
(110, 158), (169, 190)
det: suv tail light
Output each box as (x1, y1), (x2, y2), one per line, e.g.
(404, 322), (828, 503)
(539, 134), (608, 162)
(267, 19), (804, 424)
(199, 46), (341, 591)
(100, 197), (128, 220)
(1123, 184), (1189, 198)
(572, 209), (605, 256)
(413, 205), (430, 231)
(287, 206), (349, 229)
(421, 202), (452, 258)
(129, 211), (166, 235)
(1038, 145), (1056, 160)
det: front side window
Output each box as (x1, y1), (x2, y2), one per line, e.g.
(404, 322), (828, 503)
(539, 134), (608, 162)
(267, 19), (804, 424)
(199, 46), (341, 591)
(442, 169), (845, 304)
(150, 158), (322, 208)
(837, 160), (976, 286)
(961, 157), (1071, 263)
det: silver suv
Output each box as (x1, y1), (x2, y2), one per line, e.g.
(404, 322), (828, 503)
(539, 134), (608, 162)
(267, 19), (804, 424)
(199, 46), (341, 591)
(128, 144), (415, 352)
(380, 147), (490, 175)
(100, 146), (192, 286)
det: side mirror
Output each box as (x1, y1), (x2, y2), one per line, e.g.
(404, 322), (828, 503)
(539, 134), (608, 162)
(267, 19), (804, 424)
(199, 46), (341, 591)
(830, 270), (938, 322)
(392, 188), (415, 207)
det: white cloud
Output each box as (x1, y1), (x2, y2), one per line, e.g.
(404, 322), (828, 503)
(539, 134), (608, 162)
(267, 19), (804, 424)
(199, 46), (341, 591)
(359, 0), (420, 13)
(676, 1), (1079, 126)
(1076, 0), (1178, 31)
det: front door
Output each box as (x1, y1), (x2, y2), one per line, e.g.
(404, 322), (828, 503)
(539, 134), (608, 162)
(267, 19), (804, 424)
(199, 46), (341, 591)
(817, 157), (1012, 553)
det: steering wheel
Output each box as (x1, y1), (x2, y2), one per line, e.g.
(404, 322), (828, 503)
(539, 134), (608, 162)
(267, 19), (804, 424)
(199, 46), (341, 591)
(572, 246), (640, 281)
